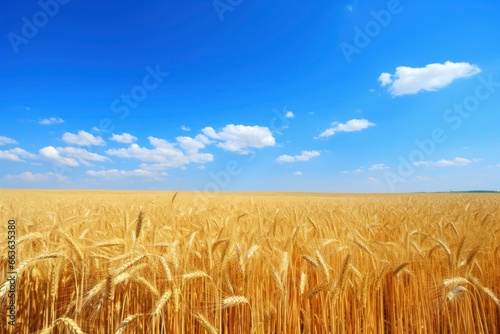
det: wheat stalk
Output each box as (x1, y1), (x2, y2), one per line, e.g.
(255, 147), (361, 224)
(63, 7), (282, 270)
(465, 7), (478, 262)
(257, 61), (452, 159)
(153, 290), (172, 316)
(315, 250), (330, 281)
(115, 314), (143, 334)
(193, 312), (218, 334)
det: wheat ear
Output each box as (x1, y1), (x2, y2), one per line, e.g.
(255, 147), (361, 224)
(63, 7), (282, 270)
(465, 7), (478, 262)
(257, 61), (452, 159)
(135, 210), (144, 240)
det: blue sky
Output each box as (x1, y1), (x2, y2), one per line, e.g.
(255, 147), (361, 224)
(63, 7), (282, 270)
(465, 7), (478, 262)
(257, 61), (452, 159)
(1, 0), (499, 192)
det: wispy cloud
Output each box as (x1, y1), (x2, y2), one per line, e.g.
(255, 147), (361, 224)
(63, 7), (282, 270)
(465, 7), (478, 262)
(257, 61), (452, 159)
(0, 148), (37, 162)
(86, 169), (164, 180)
(318, 119), (375, 138)
(0, 136), (18, 146)
(413, 157), (472, 167)
(5, 171), (67, 182)
(181, 125), (190, 131)
(62, 130), (105, 146)
(110, 133), (137, 144)
(368, 163), (390, 170)
(378, 61), (481, 96)
(340, 168), (364, 174)
(55, 147), (109, 163)
(353, 168), (364, 174)
(39, 117), (64, 125)
(275, 150), (320, 163)
(285, 111), (295, 119)
(294, 171), (303, 176)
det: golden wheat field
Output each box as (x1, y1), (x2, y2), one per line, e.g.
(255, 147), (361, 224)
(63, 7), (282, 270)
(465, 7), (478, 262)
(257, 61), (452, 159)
(1, 190), (499, 333)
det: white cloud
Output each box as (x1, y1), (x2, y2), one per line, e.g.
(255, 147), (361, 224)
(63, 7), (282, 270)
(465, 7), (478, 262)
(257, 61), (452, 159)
(5, 171), (67, 182)
(62, 130), (105, 146)
(86, 169), (163, 180)
(368, 163), (390, 170)
(177, 134), (211, 151)
(202, 124), (275, 154)
(378, 61), (481, 96)
(285, 111), (295, 119)
(175, 134), (214, 163)
(0, 136), (18, 146)
(39, 146), (79, 167)
(110, 133), (137, 144)
(340, 164), (376, 175)
(91, 126), (101, 132)
(55, 147), (109, 163)
(181, 125), (190, 131)
(106, 137), (186, 163)
(319, 119), (375, 138)
(413, 157), (471, 167)
(275, 150), (320, 163)
(0, 148), (37, 162)
(378, 73), (392, 86)
(39, 117), (64, 125)
(294, 171), (303, 176)
(106, 136), (197, 170)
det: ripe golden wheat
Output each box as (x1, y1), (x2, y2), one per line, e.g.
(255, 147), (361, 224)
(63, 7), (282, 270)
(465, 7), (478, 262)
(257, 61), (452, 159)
(0, 190), (499, 333)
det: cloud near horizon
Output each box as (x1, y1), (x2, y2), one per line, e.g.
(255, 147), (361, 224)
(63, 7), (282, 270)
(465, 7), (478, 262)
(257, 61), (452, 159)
(413, 157), (472, 167)
(86, 169), (164, 180)
(5, 171), (68, 182)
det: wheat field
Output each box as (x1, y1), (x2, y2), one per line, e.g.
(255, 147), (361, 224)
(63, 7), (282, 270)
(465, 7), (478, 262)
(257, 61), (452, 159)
(1, 190), (499, 333)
